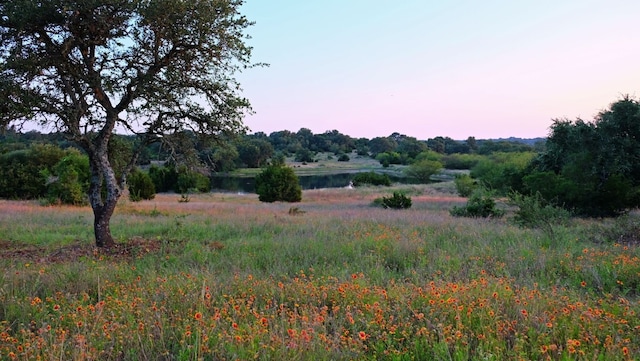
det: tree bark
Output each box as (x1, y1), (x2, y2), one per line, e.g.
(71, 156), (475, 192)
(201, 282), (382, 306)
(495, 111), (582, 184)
(87, 145), (122, 248)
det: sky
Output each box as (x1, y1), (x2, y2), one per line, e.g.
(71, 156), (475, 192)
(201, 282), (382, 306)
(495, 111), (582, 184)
(237, 0), (640, 140)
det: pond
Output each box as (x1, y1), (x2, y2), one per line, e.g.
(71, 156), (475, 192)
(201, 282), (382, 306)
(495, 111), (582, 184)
(210, 172), (414, 193)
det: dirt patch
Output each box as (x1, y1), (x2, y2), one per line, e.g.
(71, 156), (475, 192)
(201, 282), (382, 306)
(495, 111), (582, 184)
(0, 237), (167, 263)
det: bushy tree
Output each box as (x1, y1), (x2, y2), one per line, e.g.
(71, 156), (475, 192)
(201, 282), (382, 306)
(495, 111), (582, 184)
(450, 190), (504, 218)
(128, 168), (156, 202)
(527, 97), (640, 216)
(454, 174), (477, 197)
(380, 192), (412, 209)
(0, 143), (66, 199)
(255, 164), (301, 202)
(352, 172), (391, 187)
(1, 0), (255, 247)
(46, 149), (90, 205)
(405, 159), (442, 183)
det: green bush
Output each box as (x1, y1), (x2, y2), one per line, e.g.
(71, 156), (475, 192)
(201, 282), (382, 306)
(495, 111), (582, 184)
(128, 168), (156, 202)
(337, 154), (350, 162)
(405, 159), (442, 183)
(380, 192), (412, 209)
(508, 191), (570, 232)
(255, 164), (302, 203)
(442, 153), (484, 170)
(149, 165), (178, 192)
(450, 190), (504, 218)
(45, 150), (90, 205)
(352, 172), (391, 187)
(454, 174), (477, 197)
(175, 169), (210, 194)
(0, 143), (67, 199)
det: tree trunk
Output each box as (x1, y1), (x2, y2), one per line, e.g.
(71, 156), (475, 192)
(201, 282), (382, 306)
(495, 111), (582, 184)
(87, 146), (122, 248)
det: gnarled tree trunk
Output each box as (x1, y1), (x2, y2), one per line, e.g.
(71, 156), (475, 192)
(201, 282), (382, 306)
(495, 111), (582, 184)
(87, 145), (122, 248)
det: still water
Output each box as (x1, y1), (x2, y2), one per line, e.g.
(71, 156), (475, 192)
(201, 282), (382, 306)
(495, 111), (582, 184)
(210, 173), (412, 193)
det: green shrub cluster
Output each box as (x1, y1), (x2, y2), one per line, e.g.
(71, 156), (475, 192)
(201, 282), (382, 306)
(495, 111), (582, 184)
(380, 192), (412, 209)
(255, 164), (302, 202)
(128, 168), (156, 202)
(352, 172), (391, 187)
(450, 190), (504, 218)
(507, 191), (570, 234)
(453, 174), (477, 197)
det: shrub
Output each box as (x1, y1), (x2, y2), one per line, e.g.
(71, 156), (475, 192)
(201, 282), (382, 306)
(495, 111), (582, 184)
(45, 150), (90, 205)
(255, 164), (302, 202)
(352, 172), (391, 187)
(175, 169), (210, 194)
(454, 174), (476, 197)
(128, 168), (156, 202)
(450, 190), (504, 218)
(405, 159), (442, 183)
(337, 154), (350, 162)
(508, 191), (570, 235)
(149, 165), (178, 192)
(381, 192), (412, 209)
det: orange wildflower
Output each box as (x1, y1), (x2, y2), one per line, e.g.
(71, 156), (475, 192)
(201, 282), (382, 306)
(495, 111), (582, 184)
(358, 331), (367, 341)
(194, 312), (203, 320)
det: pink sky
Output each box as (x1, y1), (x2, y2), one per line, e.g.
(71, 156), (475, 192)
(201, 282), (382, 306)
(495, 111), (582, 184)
(238, 1), (640, 139)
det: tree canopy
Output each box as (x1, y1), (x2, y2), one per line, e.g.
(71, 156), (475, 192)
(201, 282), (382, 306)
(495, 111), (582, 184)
(0, 0), (256, 246)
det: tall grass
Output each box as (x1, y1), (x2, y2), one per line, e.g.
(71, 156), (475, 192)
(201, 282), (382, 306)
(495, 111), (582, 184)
(1, 185), (638, 360)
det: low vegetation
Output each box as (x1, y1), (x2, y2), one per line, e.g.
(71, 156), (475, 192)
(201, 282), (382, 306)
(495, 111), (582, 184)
(1, 185), (639, 360)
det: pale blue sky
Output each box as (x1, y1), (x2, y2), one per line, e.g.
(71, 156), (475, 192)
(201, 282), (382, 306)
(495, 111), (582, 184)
(238, 1), (640, 140)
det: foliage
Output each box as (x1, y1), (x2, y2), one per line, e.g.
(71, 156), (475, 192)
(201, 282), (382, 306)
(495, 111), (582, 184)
(45, 149), (90, 205)
(352, 172), (391, 187)
(527, 97), (640, 216)
(149, 165), (179, 193)
(453, 173), (477, 197)
(255, 164), (302, 202)
(175, 168), (211, 194)
(404, 159), (442, 183)
(294, 148), (315, 163)
(0, 143), (66, 199)
(0, 0), (255, 247)
(375, 151), (404, 166)
(507, 191), (570, 236)
(450, 189), (504, 218)
(380, 191), (412, 209)
(337, 153), (350, 162)
(470, 152), (535, 194)
(237, 139), (274, 168)
(128, 169), (156, 202)
(442, 153), (484, 169)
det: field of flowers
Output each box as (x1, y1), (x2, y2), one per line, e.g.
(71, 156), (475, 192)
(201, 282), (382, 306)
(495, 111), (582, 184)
(1, 185), (639, 360)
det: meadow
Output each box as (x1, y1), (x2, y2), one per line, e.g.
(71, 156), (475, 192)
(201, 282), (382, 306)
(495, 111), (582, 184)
(0, 184), (639, 360)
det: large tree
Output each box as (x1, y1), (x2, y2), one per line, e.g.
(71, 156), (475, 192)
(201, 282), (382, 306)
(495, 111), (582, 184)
(0, 0), (255, 247)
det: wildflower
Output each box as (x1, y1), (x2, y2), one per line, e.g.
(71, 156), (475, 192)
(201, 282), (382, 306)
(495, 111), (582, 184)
(520, 309), (528, 317)
(232, 322), (238, 330)
(358, 331), (367, 341)
(194, 312), (203, 321)
(581, 281), (587, 287)
(623, 346), (629, 356)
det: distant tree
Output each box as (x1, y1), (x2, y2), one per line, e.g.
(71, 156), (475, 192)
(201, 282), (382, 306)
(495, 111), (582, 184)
(368, 137), (397, 157)
(526, 97), (640, 216)
(405, 159), (443, 183)
(1, 0), (256, 246)
(237, 138), (274, 168)
(127, 168), (156, 202)
(255, 164), (301, 202)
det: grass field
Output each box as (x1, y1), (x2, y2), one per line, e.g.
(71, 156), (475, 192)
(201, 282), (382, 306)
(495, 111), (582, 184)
(1, 183), (639, 360)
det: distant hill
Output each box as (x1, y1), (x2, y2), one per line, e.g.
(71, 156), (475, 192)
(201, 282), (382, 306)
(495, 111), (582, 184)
(483, 137), (546, 145)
